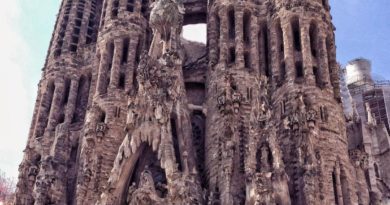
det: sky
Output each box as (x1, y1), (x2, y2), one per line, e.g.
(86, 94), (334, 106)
(0, 0), (389, 180)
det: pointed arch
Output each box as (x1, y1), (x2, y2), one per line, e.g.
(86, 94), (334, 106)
(256, 142), (273, 172)
(112, 142), (168, 204)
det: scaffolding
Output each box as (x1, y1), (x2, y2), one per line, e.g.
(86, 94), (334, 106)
(347, 76), (390, 95)
(347, 76), (390, 133)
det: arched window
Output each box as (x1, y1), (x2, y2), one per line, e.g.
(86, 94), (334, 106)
(228, 8), (235, 40)
(260, 24), (270, 77)
(99, 110), (106, 123)
(135, 37), (142, 64)
(215, 14), (221, 64)
(62, 78), (71, 106)
(121, 38), (130, 65)
(374, 163), (380, 178)
(279, 62), (286, 86)
(256, 143), (273, 172)
(276, 20), (284, 54)
(295, 61), (304, 79)
(291, 17), (301, 51)
(313, 66), (321, 87)
(118, 73), (126, 89)
(243, 11), (251, 44)
(309, 22), (318, 57)
(244, 52), (251, 69)
(332, 170), (339, 205)
(228, 47), (236, 64)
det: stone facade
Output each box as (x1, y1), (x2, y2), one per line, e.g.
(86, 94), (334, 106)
(13, 0), (389, 204)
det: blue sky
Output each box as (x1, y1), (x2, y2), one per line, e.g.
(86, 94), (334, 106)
(330, 0), (390, 78)
(0, 0), (389, 179)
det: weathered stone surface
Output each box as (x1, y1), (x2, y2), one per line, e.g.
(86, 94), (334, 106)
(14, 0), (390, 204)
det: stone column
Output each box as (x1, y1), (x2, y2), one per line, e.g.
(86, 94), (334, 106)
(300, 19), (315, 85)
(250, 18), (260, 75)
(109, 39), (124, 89)
(235, 10), (244, 69)
(126, 35), (140, 92)
(318, 27), (331, 87)
(258, 22), (267, 76)
(47, 79), (66, 130)
(105, 0), (114, 21)
(80, 76), (91, 119)
(269, 21), (281, 87)
(65, 78), (80, 123)
(209, 13), (219, 66)
(99, 1), (107, 28)
(33, 81), (55, 138)
(335, 164), (344, 205)
(282, 17), (295, 84)
(219, 8), (228, 67)
(96, 44), (109, 95)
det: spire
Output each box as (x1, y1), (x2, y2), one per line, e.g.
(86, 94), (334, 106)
(149, 0), (185, 58)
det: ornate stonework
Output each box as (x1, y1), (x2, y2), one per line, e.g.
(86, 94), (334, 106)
(14, 0), (390, 204)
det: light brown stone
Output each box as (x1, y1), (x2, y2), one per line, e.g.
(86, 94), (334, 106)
(14, 0), (390, 204)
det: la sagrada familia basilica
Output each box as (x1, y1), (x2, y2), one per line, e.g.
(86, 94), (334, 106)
(13, 0), (390, 204)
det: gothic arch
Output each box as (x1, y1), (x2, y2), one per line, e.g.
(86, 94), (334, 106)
(256, 142), (273, 172)
(112, 142), (168, 205)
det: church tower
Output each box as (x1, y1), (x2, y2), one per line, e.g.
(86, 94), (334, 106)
(74, 0), (149, 203)
(14, 0), (379, 204)
(15, 0), (102, 204)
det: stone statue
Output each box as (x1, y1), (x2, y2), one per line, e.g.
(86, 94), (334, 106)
(129, 170), (165, 205)
(126, 183), (137, 204)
